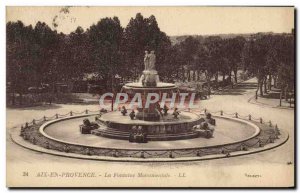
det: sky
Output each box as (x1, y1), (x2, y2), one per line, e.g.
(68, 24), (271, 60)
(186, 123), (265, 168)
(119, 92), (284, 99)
(6, 6), (295, 36)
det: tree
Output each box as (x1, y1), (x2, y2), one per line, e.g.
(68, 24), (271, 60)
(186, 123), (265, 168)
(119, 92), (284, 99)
(7, 21), (37, 105)
(68, 26), (90, 79)
(276, 35), (294, 106)
(243, 33), (294, 102)
(123, 13), (172, 80)
(179, 36), (199, 81)
(87, 17), (123, 92)
(33, 22), (59, 84)
(203, 36), (223, 88)
(123, 13), (148, 79)
(243, 35), (269, 98)
(165, 44), (185, 81)
(226, 37), (246, 83)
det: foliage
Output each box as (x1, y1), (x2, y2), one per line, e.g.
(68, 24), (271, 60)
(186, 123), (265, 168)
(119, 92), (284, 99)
(6, 14), (294, 106)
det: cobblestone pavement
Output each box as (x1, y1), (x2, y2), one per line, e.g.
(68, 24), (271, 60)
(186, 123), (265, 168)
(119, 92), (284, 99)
(6, 78), (294, 187)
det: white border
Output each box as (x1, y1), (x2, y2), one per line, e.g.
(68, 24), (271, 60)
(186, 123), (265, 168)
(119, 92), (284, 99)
(2, 0), (297, 191)
(2, 0), (298, 6)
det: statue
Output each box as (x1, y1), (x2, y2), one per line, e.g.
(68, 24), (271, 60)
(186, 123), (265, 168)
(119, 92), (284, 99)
(205, 113), (216, 126)
(129, 125), (148, 143)
(129, 109), (136, 120)
(144, 51), (150, 70)
(148, 51), (156, 71)
(121, 106), (127, 116)
(80, 118), (99, 134)
(141, 50), (158, 87)
(163, 104), (169, 116)
(172, 108), (180, 119)
(192, 113), (216, 138)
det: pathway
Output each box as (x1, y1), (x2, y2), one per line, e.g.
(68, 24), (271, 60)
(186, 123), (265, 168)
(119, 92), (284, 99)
(6, 78), (294, 187)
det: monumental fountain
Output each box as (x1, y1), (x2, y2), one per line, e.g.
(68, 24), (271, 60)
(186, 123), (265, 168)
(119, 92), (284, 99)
(11, 51), (287, 161)
(90, 51), (206, 141)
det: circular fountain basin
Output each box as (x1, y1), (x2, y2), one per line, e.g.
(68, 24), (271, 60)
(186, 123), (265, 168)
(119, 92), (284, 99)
(42, 114), (259, 150)
(95, 111), (202, 141)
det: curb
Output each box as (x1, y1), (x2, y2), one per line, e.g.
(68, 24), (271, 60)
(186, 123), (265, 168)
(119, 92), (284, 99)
(10, 127), (289, 162)
(248, 95), (294, 110)
(10, 114), (289, 162)
(38, 114), (260, 151)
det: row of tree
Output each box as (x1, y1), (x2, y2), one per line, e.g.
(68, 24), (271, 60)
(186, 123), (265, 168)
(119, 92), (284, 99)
(7, 14), (172, 97)
(176, 36), (246, 90)
(7, 13), (294, 106)
(174, 33), (294, 104)
(243, 34), (294, 105)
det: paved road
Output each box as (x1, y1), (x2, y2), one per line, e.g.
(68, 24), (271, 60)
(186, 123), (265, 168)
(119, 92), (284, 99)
(6, 78), (294, 187)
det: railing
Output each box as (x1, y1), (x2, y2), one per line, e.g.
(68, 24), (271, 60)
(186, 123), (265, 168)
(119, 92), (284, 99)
(19, 108), (281, 159)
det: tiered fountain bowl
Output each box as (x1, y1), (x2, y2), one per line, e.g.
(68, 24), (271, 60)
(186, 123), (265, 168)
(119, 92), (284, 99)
(91, 69), (204, 141)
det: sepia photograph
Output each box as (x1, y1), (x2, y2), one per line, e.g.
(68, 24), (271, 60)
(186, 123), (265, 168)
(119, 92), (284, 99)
(6, 6), (295, 188)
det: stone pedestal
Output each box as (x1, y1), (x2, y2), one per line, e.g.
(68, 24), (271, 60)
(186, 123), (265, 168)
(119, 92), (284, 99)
(136, 110), (161, 121)
(141, 70), (159, 87)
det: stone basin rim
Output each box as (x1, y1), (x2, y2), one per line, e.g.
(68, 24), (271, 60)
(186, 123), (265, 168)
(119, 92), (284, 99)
(38, 113), (261, 151)
(124, 82), (177, 89)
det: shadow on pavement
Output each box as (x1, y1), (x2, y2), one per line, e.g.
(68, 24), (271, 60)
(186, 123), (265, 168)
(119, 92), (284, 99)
(214, 82), (257, 96)
(7, 104), (62, 111)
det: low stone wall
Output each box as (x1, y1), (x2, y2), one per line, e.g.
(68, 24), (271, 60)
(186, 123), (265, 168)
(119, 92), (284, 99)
(15, 109), (284, 160)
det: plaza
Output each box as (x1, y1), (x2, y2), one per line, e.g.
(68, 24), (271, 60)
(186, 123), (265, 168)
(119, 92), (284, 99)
(6, 78), (294, 187)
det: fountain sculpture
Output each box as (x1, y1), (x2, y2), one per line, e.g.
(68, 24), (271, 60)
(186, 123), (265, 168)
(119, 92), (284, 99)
(90, 51), (210, 141)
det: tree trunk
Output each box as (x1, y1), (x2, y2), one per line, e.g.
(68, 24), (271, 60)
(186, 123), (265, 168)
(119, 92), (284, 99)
(205, 73), (211, 97)
(19, 93), (23, 106)
(12, 92), (15, 105)
(259, 80), (263, 97)
(187, 70), (191, 82)
(207, 80), (211, 97)
(279, 88), (283, 106)
(268, 74), (272, 90)
(111, 75), (115, 111)
(289, 91), (292, 107)
(233, 69), (238, 83)
(273, 75), (277, 88)
(284, 85), (288, 102)
(179, 66), (182, 81)
(255, 81), (259, 100)
(193, 70), (196, 81)
(222, 73), (225, 81)
(228, 70), (232, 83)
(215, 72), (219, 89)
(263, 77), (268, 94)
(50, 80), (55, 104)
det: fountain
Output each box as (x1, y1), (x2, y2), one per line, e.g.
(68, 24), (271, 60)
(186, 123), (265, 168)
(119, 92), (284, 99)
(122, 50), (178, 121)
(90, 51), (205, 141)
(11, 52), (285, 161)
